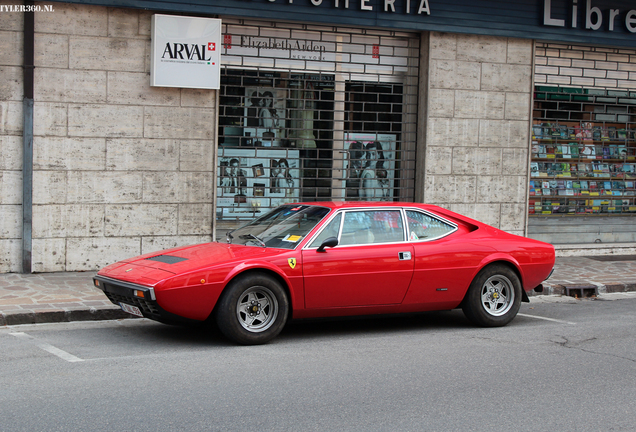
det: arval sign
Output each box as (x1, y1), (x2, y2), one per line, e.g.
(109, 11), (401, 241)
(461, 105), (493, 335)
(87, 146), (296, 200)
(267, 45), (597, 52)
(151, 14), (222, 89)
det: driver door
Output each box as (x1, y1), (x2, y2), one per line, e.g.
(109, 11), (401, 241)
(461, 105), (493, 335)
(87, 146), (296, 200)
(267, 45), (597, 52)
(302, 209), (414, 308)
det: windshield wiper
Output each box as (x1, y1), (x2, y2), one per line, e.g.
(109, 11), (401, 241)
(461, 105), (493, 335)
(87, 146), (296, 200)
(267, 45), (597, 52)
(239, 233), (266, 248)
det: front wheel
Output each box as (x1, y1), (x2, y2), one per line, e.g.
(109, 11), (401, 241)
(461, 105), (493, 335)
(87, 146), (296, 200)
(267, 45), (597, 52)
(462, 264), (522, 327)
(215, 273), (289, 345)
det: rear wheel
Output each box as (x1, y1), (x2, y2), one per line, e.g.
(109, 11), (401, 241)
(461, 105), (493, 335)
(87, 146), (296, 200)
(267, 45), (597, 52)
(215, 273), (289, 345)
(462, 264), (522, 327)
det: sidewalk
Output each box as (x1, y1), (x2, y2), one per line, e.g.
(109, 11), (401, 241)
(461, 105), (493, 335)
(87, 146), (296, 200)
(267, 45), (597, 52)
(2, 255), (636, 326)
(541, 255), (636, 296)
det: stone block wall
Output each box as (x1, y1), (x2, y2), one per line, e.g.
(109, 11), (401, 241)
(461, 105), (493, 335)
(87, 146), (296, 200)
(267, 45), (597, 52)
(0, 3), (217, 272)
(422, 32), (534, 235)
(0, 2), (23, 273)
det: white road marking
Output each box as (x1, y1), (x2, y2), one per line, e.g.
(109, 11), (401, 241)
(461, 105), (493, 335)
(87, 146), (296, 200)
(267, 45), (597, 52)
(517, 313), (576, 326)
(9, 332), (84, 363)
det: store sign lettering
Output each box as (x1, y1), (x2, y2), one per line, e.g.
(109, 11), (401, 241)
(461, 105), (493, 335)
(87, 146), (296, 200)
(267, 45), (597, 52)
(267, 0), (431, 15)
(240, 36), (327, 53)
(161, 43), (212, 61)
(237, 36), (329, 59)
(544, 0), (636, 33)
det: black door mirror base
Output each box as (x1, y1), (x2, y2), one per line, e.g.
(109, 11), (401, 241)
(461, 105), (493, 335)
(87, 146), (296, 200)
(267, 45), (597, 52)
(317, 236), (339, 252)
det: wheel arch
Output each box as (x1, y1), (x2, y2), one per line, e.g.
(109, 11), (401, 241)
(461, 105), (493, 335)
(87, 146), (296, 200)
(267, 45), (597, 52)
(211, 266), (294, 320)
(463, 258), (527, 304)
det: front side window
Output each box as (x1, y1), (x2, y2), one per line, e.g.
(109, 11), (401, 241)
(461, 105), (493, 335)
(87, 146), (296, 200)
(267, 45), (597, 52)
(406, 210), (456, 241)
(339, 210), (404, 246)
(228, 205), (330, 249)
(309, 213), (342, 248)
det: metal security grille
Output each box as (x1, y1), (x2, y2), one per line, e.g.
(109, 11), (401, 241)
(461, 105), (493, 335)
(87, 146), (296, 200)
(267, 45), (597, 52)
(216, 19), (420, 229)
(530, 43), (636, 216)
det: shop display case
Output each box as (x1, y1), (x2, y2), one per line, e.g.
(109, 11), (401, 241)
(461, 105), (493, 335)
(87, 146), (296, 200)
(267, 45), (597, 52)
(529, 121), (636, 215)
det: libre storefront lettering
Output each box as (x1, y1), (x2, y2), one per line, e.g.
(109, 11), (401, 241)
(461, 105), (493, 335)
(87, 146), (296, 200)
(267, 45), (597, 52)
(268, 0), (430, 15)
(544, 0), (636, 33)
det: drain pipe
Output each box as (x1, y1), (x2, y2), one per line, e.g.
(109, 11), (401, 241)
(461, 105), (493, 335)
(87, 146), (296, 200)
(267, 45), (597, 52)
(22, 0), (34, 273)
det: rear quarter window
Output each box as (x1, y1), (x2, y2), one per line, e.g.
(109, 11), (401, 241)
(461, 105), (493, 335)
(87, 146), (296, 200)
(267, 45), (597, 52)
(406, 210), (456, 241)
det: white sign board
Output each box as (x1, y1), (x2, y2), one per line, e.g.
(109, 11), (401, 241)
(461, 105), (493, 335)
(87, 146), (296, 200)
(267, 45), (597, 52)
(150, 14), (221, 89)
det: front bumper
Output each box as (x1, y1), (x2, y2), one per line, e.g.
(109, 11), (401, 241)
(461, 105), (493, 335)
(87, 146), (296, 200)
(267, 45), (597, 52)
(94, 275), (160, 319)
(93, 275), (199, 325)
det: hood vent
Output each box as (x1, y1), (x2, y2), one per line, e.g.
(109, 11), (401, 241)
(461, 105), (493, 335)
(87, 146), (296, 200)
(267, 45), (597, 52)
(145, 255), (188, 264)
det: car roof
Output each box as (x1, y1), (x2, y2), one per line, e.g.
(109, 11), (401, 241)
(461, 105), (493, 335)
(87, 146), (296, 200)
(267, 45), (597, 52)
(291, 201), (487, 230)
(290, 201), (442, 211)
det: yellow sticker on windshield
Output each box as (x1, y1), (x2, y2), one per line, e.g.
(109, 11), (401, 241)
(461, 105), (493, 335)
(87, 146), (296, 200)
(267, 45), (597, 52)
(286, 235), (301, 242)
(288, 258), (297, 269)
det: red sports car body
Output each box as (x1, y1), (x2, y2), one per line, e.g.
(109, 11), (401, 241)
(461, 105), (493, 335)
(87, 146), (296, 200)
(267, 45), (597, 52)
(94, 202), (555, 344)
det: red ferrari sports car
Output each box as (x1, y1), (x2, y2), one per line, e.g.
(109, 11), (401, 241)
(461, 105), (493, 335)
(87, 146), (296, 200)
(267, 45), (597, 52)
(94, 202), (555, 344)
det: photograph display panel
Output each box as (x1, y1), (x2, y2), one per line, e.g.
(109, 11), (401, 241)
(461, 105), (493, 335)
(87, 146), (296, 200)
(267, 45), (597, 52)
(343, 133), (396, 200)
(218, 148), (300, 219)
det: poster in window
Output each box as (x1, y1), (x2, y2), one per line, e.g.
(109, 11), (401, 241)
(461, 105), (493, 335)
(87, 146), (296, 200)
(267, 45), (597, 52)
(219, 157), (248, 196)
(344, 133), (396, 200)
(244, 88), (286, 147)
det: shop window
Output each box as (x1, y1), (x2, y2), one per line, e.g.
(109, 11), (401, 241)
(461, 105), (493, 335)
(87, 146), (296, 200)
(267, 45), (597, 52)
(531, 44), (636, 217)
(217, 20), (420, 229)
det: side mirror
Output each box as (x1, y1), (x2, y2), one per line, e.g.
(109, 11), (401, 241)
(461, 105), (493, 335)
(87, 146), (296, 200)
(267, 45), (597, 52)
(317, 236), (339, 252)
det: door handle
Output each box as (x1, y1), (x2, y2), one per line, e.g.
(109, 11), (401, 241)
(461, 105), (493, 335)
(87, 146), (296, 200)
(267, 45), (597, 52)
(398, 251), (412, 260)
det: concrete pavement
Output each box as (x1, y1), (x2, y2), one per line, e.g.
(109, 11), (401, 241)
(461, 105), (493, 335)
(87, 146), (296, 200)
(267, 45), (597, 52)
(2, 255), (636, 326)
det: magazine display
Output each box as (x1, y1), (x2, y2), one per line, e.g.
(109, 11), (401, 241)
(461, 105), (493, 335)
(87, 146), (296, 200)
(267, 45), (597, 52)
(530, 122), (636, 215)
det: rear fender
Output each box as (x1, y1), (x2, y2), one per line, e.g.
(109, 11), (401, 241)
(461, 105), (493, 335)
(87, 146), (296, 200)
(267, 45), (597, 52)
(458, 256), (528, 307)
(472, 254), (524, 289)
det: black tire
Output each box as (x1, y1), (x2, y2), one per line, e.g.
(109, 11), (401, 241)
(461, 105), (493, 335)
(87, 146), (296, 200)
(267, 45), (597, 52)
(462, 264), (522, 327)
(215, 273), (289, 345)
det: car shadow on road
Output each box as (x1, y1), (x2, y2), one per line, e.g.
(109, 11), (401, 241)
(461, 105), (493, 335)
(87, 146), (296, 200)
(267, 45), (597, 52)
(278, 309), (472, 342)
(109, 309), (473, 347)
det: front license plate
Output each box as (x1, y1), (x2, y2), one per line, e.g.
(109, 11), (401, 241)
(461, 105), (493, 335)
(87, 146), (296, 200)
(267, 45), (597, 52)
(120, 302), (143, 317)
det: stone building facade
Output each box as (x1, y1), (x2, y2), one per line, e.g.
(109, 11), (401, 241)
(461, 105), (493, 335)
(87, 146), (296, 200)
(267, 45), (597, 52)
(1, 4), (216, 272)
(1, 0), (634, 273)
(421, 33), (533, 233)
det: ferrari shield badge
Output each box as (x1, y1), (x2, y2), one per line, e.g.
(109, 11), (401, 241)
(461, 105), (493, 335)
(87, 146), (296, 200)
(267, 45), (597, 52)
(288, 258), (297, 269)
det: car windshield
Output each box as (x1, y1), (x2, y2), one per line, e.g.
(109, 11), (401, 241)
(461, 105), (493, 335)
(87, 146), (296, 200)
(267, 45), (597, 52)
(228, 205), (331, 249)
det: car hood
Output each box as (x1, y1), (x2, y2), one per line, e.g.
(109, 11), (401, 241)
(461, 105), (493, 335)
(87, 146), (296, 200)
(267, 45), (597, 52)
(97, 242), (290, 286)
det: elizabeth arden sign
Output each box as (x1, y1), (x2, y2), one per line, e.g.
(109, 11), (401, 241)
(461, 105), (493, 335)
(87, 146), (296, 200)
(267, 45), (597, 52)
(150, 14), (221, 89)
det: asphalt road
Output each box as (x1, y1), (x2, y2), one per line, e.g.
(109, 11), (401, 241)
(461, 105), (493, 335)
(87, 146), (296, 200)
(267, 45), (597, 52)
(2, 295), (635, 432)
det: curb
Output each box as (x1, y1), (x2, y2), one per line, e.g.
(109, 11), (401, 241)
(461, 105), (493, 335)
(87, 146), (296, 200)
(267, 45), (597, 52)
(0, 306), (140, 327)
(536, 282), (636, 297)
